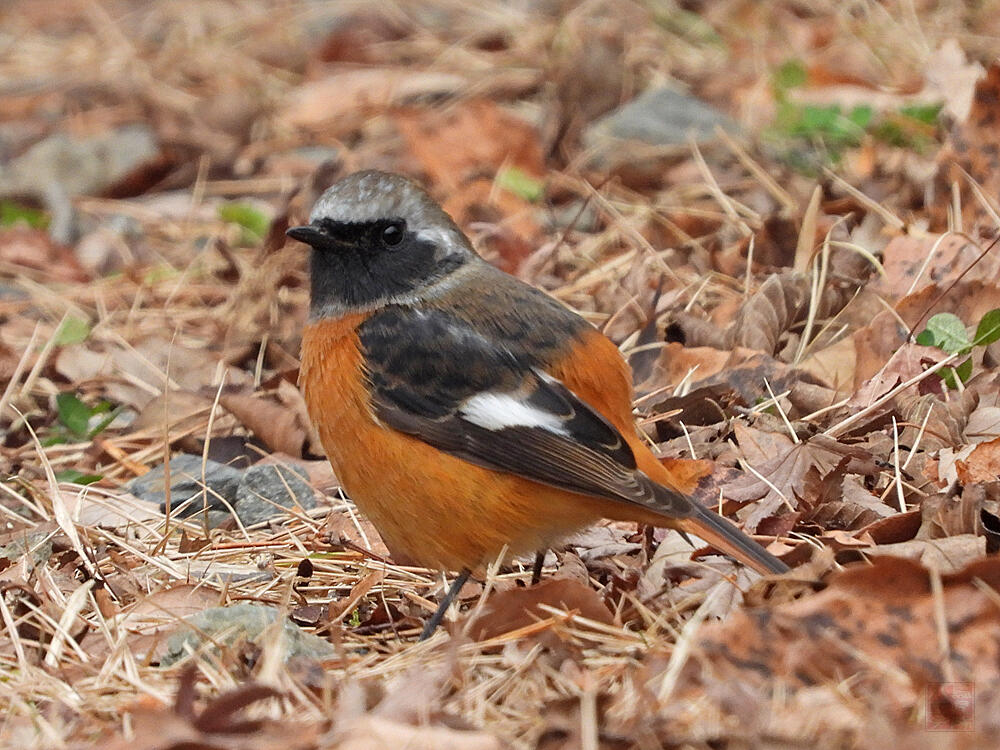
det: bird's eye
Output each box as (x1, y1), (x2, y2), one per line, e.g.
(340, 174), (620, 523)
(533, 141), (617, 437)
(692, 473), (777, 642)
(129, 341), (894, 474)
(380, 222), (404, 247)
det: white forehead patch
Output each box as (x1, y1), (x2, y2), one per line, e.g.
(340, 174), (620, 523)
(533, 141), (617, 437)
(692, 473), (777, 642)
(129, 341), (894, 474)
(309, 170), (476, 259)
(309, 170), (455, 235)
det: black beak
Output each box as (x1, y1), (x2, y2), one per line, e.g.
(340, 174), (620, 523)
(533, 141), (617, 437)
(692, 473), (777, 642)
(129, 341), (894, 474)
(286, 225), (327, 247)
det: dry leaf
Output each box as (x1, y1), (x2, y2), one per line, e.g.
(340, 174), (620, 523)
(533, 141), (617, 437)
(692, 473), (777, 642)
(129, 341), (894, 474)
(931, 61), (1000, 231)
(0, 228), (89, 282)
(336, 717), (505, 750)
(465, 578), (614, 642)
(956, 436), (1000, 483)
(219, 389), (308, 458)
(725, 433), (878, 530)
(395, 99), (544, 190)
(280, 69), (466, 131)
(870, 233), (999, 302)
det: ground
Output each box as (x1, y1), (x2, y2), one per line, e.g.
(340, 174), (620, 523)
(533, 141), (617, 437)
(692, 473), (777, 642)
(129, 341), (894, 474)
(2, 1), (1000, 748)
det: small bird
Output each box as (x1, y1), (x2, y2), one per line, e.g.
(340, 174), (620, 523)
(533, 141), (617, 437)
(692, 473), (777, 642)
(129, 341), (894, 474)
(288, 171), (788, 638)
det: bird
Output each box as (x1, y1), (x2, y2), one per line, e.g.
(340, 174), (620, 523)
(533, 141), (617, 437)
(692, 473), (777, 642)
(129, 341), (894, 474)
(287, 170), (789, 639)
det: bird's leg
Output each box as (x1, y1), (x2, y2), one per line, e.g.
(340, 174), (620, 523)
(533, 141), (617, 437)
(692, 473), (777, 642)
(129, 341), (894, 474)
(642, 524), (655, 562)
(530, 550), (546, 586)
(419, 567), (471, 640)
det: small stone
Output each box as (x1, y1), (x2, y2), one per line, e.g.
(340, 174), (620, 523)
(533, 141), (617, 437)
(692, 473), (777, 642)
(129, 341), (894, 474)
(126, 454), (242, 518)
(161, 603), (334, 666)
(584, 87), (740, 149)
(234, 463), (317, 526)
(0, 125), (160, 201)
(0, 531), (53, 566)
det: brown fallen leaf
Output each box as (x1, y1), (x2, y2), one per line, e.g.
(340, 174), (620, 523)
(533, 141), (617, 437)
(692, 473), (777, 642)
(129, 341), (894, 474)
(646, 343), (820, 405)
(464, 577), (614, 643)
(395, 99), (544, 191)
(847, 342), (942, 409)
(656, 457), (714, 495)
(804, 474), (896, 531)
(119, 584), (222, 661)
(966, 387), (1000, 442)
(725, 432), (879, 531)
(0, 227), (89, 282)
(218, 388), (308, 458)
(104, 667), (312, 750)
(618, 555), (1000, 740)
(956, 436), (1000, 484)
(794, 336), (857, 400)
(871, 233), (1000, 302)
(857, 509), (922, 545)
(131, 390), (214, 437)
(280, 68), (466, 132)
(931, 61), (1000, 232)
(394, 99), (546, 273)
(335, 716), (506, 750)
(864, 533), (985, 573)
(321, 509), (391, 561)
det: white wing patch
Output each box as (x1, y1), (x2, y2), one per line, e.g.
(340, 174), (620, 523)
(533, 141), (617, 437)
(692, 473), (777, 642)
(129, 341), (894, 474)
(461, 392), (568, 434)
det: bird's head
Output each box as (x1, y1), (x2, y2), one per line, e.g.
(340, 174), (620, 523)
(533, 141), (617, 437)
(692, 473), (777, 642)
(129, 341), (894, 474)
(287, 170), (477, 318)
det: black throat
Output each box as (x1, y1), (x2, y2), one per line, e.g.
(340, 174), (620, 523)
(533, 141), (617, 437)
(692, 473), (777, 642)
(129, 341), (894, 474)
(308, 219), (465, 315)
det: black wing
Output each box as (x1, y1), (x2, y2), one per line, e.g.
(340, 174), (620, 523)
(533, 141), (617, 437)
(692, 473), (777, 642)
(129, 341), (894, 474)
(358, 304), (694, 516)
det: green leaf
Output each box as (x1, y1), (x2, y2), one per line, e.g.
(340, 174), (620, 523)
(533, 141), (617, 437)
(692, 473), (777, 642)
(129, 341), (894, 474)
(799, 105), (841, 133)
(143, 264), (179, 284)
(957, 358), (974, 383)
(917, 313), (972, 354)
(773, 60), (807, 92)
(87, 405), (123, 439)
(0, 200), (49, 229)
(847, 105), (874, 129)
(899, 103), (943, 125)
(497, 167), (545, 202)
(55, 469), (103, 485)
(218, 202), (269, 246)
(56, 393), (92, 438)
(53, 316), (91, 346)
(974, 309), (1000, 347)
(940, 358), (973, 390)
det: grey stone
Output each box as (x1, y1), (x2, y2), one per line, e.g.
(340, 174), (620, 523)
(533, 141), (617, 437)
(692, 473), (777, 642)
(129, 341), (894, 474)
(0, 124), (159, 201)
(290, 145), (340, 166)
(584, 87), (740, 149)
(125, 454), (242, 518)
(0, 531), (53, 566)
(161, 603), (334, 666)
(233, 463), (316, 526)
(0, 284), (27, 301)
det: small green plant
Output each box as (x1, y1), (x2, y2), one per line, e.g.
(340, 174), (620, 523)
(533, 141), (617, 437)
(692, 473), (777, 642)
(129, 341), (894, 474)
(44, 392), (122, 446)
(497, 167), (545, 202)
(916, 309), (1000, 388)
(0, 200), (48, 229)
(766, 59), (943, 171)
(218, 202), (269, 246)
(52, 316), (91, 346)
(55, 468), (103, 485)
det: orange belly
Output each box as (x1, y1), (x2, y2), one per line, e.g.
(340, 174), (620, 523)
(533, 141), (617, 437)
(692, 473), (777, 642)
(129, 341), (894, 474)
(300, 317), (622, 571)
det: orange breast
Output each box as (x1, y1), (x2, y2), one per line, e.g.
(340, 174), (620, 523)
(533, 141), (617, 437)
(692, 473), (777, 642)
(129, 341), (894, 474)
(300, 317), (618, 571)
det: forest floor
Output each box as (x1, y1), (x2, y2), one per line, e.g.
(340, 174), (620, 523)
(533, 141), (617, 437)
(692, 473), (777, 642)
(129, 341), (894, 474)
(2, 1), (1000, 748)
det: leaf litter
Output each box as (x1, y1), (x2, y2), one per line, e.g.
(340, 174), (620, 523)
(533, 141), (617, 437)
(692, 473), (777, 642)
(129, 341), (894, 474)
(2, 1), (1000, 748)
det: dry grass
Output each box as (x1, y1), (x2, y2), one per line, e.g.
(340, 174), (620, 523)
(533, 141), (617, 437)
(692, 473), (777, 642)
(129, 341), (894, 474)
(3, 1), (1000, 748)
